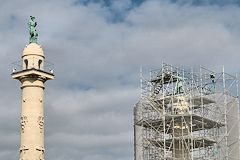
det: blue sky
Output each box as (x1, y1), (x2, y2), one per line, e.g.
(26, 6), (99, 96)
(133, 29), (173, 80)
(73, 0), (240, 23)
(1, 0), (240, 160)
(77, 0), (240, 6)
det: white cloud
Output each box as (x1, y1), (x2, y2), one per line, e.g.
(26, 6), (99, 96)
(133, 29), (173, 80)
(1, 0), (240, 160)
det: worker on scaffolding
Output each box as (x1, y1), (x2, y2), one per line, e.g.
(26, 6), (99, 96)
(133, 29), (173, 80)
(210, 74), (216, 93)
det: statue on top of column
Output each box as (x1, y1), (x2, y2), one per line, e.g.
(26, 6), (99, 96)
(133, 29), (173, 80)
(28, 16), (38, 44)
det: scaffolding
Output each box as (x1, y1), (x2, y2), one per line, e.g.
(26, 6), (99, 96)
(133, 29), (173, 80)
(134, 63), (240, 160)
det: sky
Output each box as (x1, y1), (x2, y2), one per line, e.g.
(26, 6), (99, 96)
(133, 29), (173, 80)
(1, 0), (240, 159)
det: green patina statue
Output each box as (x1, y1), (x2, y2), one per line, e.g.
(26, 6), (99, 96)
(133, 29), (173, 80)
(28, 16), (38, 43)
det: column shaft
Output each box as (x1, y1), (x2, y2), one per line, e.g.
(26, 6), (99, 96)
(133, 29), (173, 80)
(20, 79), (45, 160)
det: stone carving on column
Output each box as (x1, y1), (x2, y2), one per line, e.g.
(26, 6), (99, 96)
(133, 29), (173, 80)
(19, 145), (29, 159)
(38, 116), (44, 133)
(20, 116), (28, 133)
(36, 146), (44, 160)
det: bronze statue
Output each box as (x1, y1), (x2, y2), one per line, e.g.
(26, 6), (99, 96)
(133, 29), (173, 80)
(28, 16), (38, 43)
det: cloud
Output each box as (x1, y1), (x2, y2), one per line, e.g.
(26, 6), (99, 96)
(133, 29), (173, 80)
(1, 0), (240, 160)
